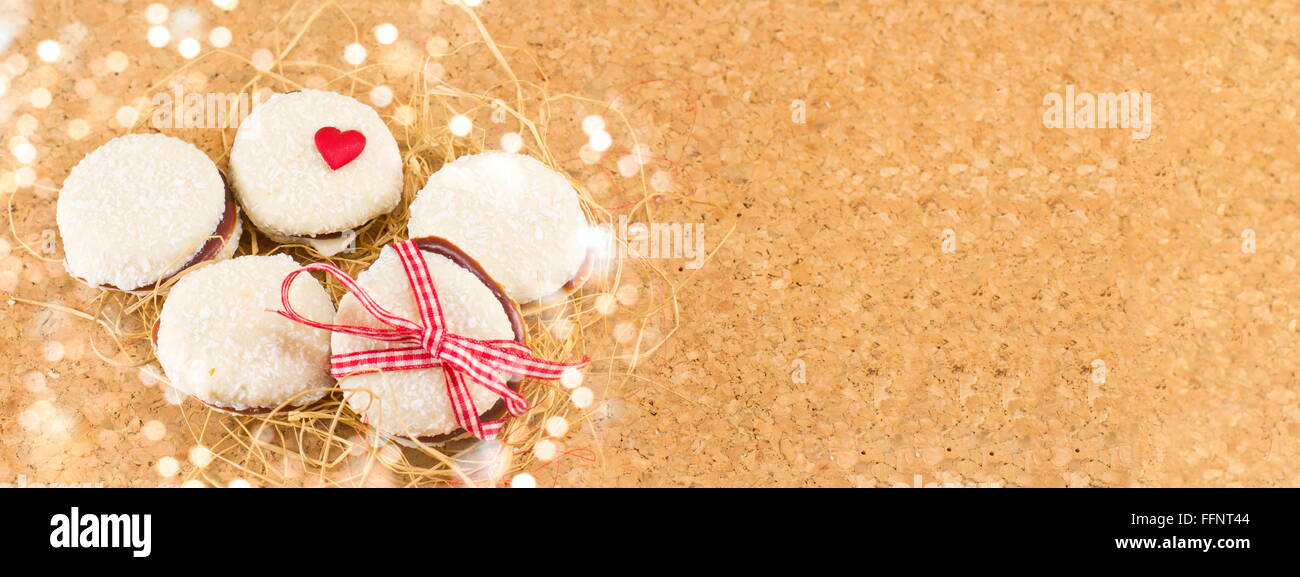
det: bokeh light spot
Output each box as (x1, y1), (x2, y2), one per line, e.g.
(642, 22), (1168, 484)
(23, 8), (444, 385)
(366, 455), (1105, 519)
(37, 40), (61, 62)
(448, 114), (472, 136)
(500, 131), (523, 153)
(208, 26), (231, 48)
(147, 26), (170, 48)
(374, 23), (398, 45)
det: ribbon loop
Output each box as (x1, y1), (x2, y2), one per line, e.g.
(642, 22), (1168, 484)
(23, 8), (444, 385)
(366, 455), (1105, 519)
(276, 240), (588, 441)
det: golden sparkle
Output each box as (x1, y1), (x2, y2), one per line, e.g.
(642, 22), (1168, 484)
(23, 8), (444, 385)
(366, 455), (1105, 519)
(616, 283), (639, 306)
(588, 129), (612, 152)
(145, 4), (169, 25)
(393, 105), (415, 126)
(28, 87), (52, 109)
(66, 119), (90, 140)
(209, 26), (232, 48)
(425, 36), (449, 57)
(534, 439), (559, 461)
(571, 386), (595, 408)
(20, 369), (46, 392)
(141, 420), (166, 442)
(115, 105), (140, 127)
(156, 456), (180, 478)
(448, 114), (472, 136)
(188, 445), (214, 467)
(594, 293), (616, 315)
(613, 321), (637, 344)
(369, 84), (393, 108)
(15, 114), (37, 135)
(423, 61), (446, 83)
(631, 143), (652, 164)
(560, 368), (584, 390)
(544, 416), (570, 437)
(177, 37), (201, 59)
(651, 170), (674, 192)
(374, 23), (398, 45)
(14, 167), (36, 188)
(250, 48), (274, 71)
(500, 131), (523, 153)
(343, 43), (366, 66)
(578, 144), (602, 165)
(74, 78), (96, 98)
(4, 54), (29, 76)
(147, 26), (170, 48)
(617, 154), (641, 177)
(106, 51), (129, 72)
(37, 40), (61, 63)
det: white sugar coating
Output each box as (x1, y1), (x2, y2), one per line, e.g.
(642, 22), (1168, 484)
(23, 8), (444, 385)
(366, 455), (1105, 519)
(113, 215), (243, 296)
(111, 212), (242, 296)
(229, 90), (403, 236)
(408, 152), (588, 305)
(56, 134), (228, 291)
(156, 254), (336, 410)
(334, 245), (514, 439)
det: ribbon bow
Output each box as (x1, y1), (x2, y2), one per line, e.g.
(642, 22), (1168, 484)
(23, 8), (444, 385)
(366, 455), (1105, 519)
(275, 240), (588, 440)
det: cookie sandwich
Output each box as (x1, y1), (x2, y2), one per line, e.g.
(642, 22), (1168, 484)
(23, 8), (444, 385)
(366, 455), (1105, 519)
(275, 238), (587, 446)
(229, 90), (403, 256)
(57, 134), (241, 293)
(154, 254), (336, 414)
(407, 152), (593, 310)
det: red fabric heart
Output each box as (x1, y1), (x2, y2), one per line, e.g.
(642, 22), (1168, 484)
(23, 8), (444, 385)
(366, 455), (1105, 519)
(314, 127), (366, 170)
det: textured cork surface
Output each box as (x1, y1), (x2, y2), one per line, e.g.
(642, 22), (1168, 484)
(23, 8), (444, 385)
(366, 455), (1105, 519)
(1, 1), (1297, 487)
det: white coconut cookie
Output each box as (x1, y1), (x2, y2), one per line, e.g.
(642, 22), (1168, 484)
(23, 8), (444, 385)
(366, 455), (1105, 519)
(56, 134), (240, 292)
(333, 239), (525, 443)
(229, 90), (403, 255)
(155, 254), (336, 414)
(407, 152), (591, 308)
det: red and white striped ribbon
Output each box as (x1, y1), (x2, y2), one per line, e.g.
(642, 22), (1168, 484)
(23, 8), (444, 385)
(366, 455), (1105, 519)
(275, 240), (588, 440)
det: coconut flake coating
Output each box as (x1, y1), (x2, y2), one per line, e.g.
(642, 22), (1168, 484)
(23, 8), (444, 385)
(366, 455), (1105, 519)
(229, 90), (403, 236)
(156, 254), (335, 410)
(334, 245), (513, 439)
(56, 134), (228, 291)
(407, 152), (588, 305)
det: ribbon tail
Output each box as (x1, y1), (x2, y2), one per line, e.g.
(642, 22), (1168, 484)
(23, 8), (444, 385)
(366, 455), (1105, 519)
(441, 341), (530, 415)
(451, 336), (590, 379)
(443, 367), (490, 440)
(479, 419), (505, 439)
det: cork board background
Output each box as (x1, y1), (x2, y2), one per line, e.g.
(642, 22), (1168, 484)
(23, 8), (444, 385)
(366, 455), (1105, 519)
(1, 0), (1297, 487)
